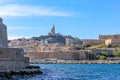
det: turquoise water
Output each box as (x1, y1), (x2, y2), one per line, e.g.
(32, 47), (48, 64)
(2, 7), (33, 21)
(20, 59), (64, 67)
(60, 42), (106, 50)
(21, 64), (120, 80)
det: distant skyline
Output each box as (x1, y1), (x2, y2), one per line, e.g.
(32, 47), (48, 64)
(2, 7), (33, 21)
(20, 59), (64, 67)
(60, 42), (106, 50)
(0, 0), (120, 40)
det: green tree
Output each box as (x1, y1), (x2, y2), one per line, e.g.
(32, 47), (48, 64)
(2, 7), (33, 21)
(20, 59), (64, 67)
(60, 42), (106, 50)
(85, 45), (91, 47)
(100, 51), (107, 57)
(99, 56), (107, 60)
(96, 55), (100, 60)
(114, 52), (120, 57)
(113, 48), (120, 57)
(114, 48), (118, 53)
(95, 52), (107, 60)
(79, 45), (85, 49)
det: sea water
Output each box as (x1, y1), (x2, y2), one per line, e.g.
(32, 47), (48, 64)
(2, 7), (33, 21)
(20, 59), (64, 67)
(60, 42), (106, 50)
(19, 64), (120, 80)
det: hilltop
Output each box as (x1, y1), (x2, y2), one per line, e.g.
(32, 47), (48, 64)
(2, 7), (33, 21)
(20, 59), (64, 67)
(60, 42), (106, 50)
(8, 25), (82, 52)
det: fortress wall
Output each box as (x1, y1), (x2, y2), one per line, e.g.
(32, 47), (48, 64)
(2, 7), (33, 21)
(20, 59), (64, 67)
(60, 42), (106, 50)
(83, 39), (104, 46)
(112, 39), (120, 44)
(28, 52), (74, 60)
(113, 34), (120, 39)
(28, 51), (90, 60)
(0, 48), (24, 61)
(103, 34), (120, 45)
(84, 34), (120, 46)
(99, 34), (120, 40)
(0, 48), (29, 71)
(99, 35), (114, 40)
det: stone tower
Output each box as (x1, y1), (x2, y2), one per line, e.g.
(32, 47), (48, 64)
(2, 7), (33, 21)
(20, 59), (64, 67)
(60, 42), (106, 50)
(51, 24), (55, 34)
(0, 17), (8, 48)
(48, 24), (56, 35)
(65, 37), (73, 46)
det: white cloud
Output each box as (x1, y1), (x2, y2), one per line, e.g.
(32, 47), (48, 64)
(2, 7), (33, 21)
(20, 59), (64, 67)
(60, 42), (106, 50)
(0, 4), (72, 17)
(8, 35), (22, 40)
(8, 35), (30, 40)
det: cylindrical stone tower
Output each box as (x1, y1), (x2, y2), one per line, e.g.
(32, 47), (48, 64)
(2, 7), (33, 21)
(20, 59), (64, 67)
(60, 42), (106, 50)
(0, 17), (8, 48)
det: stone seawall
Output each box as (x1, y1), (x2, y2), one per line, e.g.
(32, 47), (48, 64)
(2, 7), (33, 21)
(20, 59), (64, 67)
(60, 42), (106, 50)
(30, 59), (120, 64)
(57, 60), (120, 64)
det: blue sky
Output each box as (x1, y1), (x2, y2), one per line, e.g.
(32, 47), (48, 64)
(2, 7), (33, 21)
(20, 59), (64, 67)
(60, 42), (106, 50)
(0, 0), (120, 40)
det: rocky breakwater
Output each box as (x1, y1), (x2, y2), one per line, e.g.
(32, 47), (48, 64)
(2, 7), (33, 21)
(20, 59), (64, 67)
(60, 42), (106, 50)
(0, 65), (43, 79)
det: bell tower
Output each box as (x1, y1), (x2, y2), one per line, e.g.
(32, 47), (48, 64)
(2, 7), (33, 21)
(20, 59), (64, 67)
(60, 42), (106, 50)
(48, 24), (56, 35)
(51, 24), (55, 34)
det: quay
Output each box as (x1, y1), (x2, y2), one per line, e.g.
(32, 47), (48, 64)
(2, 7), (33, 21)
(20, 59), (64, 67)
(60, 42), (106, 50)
(30, 59), (120, 64)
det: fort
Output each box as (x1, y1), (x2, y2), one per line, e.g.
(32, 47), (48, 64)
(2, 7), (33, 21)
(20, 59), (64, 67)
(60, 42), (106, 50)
(0, 17), (42, 79)
(83, 34), (120, 46)
(0, 18), (8, 48)
(0, 17), (28, 71)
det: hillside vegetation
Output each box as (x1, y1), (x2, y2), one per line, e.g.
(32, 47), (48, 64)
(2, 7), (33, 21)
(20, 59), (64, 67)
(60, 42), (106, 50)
(88, 44), (107, 49)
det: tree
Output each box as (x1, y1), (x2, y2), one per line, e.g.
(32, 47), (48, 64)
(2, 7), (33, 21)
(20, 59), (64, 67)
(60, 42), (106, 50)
(85, 45), (91, 47)
(100, 51), (107, 57)
(113, 48), (120, 57)
(95, 51), (107, 60)
(114, 52), (120, 57)
(99, 56), (107, 60)
(107, 44), (113, 48)
(79, 45), (85, 49)
(96, 55), (100, 60)
(114, 48), (118, 53)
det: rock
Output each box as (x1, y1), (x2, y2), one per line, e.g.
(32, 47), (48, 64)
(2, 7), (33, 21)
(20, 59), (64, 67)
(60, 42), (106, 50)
(0, 66), (43, 79)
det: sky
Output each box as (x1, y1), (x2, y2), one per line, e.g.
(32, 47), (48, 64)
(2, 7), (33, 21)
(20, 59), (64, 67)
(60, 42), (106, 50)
(0, 0), (120, 40)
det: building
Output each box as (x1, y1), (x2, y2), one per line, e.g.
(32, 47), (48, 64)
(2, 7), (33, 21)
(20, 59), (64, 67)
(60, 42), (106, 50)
(83, 34), (120, 46)
(0, 17), (29, 71)
(0, 17), (8, 48)
(101, 34), (120, 45)
(65, 37), (73, 46)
